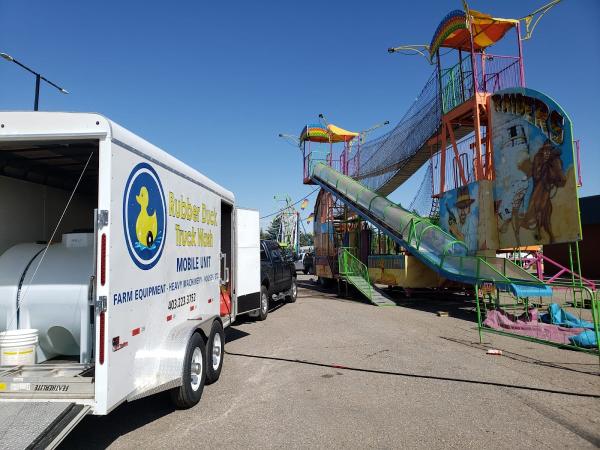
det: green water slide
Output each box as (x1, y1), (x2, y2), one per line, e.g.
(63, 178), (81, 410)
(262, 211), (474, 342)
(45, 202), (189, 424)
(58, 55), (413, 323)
(312, 163), (552, 298)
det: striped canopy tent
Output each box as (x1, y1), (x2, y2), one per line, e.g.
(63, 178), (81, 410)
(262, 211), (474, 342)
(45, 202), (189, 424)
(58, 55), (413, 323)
(300, 124), (329, 143)
(429, 9), (518, 58)
(300, 123), (359, 144)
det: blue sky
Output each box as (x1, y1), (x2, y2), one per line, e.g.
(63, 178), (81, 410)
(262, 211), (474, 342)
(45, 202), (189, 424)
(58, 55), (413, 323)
(1, 1), (598, 231)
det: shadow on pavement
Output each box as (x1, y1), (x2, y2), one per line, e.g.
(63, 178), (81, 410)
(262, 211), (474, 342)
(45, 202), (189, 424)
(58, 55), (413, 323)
(225, 350), (600, 399)
(386, 290), (479, 322)
(296, 277), (330, 293)
(60, 392), (176, 449)
(297, 276), (480, 321)
(441, 336), (600, 377)
(61, 326), (255, 448)
(226, 326), (250, 343)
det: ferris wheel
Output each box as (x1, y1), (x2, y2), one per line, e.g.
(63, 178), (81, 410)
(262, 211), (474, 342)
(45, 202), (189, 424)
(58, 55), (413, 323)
(273, 194), (299, 254)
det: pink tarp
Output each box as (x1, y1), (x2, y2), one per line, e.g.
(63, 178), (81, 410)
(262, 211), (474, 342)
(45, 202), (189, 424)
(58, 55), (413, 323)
(483, 308), (586, 345)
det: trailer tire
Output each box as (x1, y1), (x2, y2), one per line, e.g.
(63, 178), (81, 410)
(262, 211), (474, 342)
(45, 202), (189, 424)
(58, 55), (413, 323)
(286, 278), (297, 303)
(170, 332), (206, 409)
(205, 321), (224, 385)
(257, 285), (269, 321)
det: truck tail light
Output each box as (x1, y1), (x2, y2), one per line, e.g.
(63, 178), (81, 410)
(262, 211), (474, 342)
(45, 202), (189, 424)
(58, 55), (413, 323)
(99, 311), (105, 365)
(100, 233), (106, 286)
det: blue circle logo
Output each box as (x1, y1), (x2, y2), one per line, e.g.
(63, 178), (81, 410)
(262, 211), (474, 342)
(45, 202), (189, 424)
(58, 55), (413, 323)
(123, 163), (167, 270)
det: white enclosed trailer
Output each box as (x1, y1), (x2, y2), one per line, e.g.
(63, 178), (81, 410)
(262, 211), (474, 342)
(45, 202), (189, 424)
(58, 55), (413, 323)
(0, 112), (260, 448)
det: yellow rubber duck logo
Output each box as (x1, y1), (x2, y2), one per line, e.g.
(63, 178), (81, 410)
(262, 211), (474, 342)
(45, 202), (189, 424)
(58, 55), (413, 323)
(135, 186), (158, 248)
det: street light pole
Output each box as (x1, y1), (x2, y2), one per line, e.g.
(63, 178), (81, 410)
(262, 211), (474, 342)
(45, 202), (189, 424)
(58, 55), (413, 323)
(360, 120), (390, 144)
(278, 133), (301, 149)
(34, 74), (41, 111)
(0, 52), (69, 111)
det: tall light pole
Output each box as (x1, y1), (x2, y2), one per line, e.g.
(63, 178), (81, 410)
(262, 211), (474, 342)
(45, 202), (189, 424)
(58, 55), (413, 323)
(278, 133), (301, 149)
(360, 120), (390, 144)
(317, 113), (329, 127)
(0, 52), (69, 111)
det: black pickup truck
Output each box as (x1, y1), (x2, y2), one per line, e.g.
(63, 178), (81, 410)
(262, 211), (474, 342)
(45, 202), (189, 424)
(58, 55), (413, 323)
(257, 240), (297, 320)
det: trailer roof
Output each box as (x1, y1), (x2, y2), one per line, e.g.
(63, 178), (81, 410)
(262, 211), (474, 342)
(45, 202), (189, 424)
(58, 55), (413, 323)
(0, 112), (235, 203)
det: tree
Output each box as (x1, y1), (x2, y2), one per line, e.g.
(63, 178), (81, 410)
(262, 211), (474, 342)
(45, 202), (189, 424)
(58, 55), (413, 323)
(299, 232), (313, 247)
(266, 215), (281, 240)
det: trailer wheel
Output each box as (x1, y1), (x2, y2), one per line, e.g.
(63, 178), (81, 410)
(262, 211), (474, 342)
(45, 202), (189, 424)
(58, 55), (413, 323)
(170, 332), (206, 409)
(205, 321), (224, 385)
(257, 285), (269, 321)
(286, 278), (297, 303)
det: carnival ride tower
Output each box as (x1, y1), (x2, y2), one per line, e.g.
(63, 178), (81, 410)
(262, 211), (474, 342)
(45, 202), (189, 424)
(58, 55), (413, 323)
(427, 8), (525, 200)
(299, 123), (362, 280)
(290, 2), (597, 355)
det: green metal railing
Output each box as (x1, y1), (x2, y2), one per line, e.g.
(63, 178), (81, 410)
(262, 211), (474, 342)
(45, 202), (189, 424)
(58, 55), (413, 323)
(402, 216), (544, 291)
(440, 56), (472, 113)
(338, 247), (373, 300)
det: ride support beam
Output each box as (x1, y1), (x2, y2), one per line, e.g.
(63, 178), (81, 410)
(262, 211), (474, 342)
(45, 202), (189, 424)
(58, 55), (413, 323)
(439, 119), (447, 195)
(472, 93), (489, 181)
(446, 121), (468, 186)
(484, 94), (494, 180)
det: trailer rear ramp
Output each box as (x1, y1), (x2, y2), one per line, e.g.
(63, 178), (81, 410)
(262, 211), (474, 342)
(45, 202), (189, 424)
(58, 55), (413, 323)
(0, 402), (90, 450)
(311, 163), (552, 297)
(0, 363), (94, 449)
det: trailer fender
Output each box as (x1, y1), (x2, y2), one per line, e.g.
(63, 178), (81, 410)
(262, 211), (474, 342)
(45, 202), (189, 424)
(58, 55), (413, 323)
(127, 315), (219, 402)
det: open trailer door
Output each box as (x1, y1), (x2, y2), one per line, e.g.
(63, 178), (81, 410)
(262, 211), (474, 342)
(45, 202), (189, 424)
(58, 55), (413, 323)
(234, 208), (260, 315)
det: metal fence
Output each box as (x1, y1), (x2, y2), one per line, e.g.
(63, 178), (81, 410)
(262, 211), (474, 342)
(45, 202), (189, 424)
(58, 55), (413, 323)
(476, 281), (600, 356)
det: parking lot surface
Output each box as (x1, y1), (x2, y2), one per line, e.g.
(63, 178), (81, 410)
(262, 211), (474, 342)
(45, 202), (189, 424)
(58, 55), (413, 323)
(63, 275), (600, 449)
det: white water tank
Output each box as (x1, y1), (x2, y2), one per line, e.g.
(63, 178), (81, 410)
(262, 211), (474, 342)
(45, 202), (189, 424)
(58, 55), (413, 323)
(0, 233), (94, 363)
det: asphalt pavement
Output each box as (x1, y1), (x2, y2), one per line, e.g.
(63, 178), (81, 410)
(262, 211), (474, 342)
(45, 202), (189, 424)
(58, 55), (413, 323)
(62, 275), (600, 449)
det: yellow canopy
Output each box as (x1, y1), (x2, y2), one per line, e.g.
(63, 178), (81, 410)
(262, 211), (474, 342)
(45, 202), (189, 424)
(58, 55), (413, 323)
(327, 124), (359, 143)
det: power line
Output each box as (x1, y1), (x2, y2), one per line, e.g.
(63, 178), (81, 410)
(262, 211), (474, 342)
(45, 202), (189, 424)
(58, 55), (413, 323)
(260, 187), (320, 220)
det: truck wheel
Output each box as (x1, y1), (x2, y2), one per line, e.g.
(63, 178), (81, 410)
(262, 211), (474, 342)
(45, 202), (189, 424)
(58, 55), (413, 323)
(257, 286), (269, 321)
(170, 332), (206, 409)
(286, 278), (297, 303)
(205, 321), (224, 385)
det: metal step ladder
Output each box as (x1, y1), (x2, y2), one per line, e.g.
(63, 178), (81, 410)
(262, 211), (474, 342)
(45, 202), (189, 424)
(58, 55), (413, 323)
(346, 275), (396, 306)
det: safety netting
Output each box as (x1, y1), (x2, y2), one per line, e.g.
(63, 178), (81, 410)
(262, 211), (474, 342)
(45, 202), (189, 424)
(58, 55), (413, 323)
(407, 163), (435, 219)
(350, 69), (441, 193)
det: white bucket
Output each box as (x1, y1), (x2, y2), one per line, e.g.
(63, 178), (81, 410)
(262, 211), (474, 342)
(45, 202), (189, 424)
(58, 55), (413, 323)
(0, 329), (38, 366)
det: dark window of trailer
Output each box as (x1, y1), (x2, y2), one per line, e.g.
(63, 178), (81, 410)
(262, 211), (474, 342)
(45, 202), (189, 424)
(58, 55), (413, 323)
(220, 201), (233, 284)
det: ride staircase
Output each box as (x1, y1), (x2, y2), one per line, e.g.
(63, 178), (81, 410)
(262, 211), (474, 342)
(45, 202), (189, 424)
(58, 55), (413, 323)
(338, 248), (396, 306)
